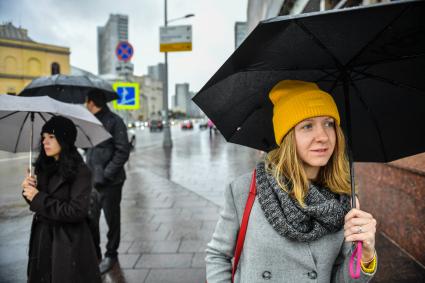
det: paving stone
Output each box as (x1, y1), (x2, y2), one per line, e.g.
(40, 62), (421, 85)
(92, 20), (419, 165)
(172, 199), (210, 208)
(202, 220), (219, 231)
(117, 254), (140, 269)
(128, 240), (180, 254)
(121, 226), (170, 241)
(102, 268), (149, 283)
(144, 268), (205, 283)
(190, 212), (220, 221)
(178, 240), (208, 253)
(192, 253), (206, 268)
(118, 241), (132, 254)
(160, 220), (202, 230)
(120, 269), (150, 283)
(135, 253), (193, 269)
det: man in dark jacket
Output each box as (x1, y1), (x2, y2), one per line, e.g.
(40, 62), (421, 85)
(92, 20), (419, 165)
(85, 90), (130, 274)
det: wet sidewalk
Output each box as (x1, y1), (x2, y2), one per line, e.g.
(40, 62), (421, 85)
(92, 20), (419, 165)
(100, 132), (260, 282)
(101, 166), (220, 283)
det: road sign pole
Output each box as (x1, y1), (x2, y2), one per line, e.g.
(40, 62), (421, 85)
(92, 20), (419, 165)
(163, 0), (172, 148)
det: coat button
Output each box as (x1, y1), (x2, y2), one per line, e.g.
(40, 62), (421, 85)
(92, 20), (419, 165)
(307, 270), (317, 279)
(262, 271), (272, 280)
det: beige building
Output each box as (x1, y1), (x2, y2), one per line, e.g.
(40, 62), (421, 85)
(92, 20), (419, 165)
(0, 23), (70, 95)
(130, 74), (163, 121)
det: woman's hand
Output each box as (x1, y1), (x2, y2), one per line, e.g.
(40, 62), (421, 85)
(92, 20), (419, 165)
(21, 172), (39, 202)
(344, 199), (377, 262)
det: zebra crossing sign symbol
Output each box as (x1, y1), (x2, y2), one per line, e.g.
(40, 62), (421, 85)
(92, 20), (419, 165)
(112, 82), (140, 110)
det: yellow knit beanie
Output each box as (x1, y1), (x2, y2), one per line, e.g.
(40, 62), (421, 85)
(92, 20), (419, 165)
(270, 80), (340, 146)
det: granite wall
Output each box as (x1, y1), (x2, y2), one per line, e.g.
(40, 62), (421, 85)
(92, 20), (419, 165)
(355, 153), (425, 266)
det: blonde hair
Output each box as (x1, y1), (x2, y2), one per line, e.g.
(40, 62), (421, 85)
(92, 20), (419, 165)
(265, 125), (351, 206)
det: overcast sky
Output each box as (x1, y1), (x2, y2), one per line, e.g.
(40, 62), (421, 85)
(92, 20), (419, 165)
(0, 0), (247, 94)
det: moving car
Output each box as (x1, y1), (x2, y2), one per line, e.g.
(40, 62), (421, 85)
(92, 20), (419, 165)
(149, 119), (163, 132)
(181, 120), (193, 130)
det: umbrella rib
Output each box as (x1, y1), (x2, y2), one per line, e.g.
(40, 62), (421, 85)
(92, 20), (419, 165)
(352, 52), (425, 69)
(315, 69), (341, 84)
(294, 19), (345, 71)
(346, 5), (410, 67)
(0, 111), (20, 121)
(14, 112), (30, 153)
(351, 69), (425, 94)
(38, 112), (49, 123)
(349, 81), (388, 161)
(76, 124), (94, 147)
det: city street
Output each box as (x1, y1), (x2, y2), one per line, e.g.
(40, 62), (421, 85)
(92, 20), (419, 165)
(1, 123), (424, 282)
(2, 0), (425, 281)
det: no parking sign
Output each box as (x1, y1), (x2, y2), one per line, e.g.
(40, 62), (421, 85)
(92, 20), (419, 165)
(115, 41), (134, 62)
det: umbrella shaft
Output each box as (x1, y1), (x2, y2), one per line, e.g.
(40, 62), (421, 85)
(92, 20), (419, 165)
(349, 154), (356, 208)
(29, 113), (34, 177)
(342, 75), (357, 209)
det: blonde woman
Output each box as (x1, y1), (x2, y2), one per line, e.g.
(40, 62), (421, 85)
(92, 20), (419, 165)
(206, 80), (377, 283)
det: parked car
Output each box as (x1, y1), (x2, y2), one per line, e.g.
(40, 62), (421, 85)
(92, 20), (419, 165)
(149, 119), (163, 132)
(181, 120), (194, 130)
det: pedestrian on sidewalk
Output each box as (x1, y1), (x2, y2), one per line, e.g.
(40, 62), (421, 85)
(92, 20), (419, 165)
(208, 119), (215, 136)
(206, 80), (378, 282)
(21, 116), (101, 283)
(85, 90), (130, 274)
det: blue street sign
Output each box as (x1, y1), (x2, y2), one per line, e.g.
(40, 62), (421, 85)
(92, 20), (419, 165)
(112, 82), (140, 110)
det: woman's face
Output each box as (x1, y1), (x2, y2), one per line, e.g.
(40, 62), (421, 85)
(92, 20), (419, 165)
(42, 133), (61, 160)
(294, 116), (336, 178)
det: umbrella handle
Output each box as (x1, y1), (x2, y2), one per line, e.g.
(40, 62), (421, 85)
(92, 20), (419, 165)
(349, 241), (362, 279)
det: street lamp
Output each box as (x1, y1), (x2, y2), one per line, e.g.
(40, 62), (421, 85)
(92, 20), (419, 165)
(168, 14), (195, 24)
(162, 0), (194, 148)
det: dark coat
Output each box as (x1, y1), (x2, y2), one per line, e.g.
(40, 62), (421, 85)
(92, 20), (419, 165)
(28, 163), (101, 283)
(86, 106), (130, 187)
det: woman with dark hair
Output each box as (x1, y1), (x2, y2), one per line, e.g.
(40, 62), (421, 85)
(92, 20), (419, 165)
(21, 116), (101, 283)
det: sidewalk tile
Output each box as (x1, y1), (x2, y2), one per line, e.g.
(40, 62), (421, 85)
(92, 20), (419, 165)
(144, 268), (205, 283)
(135, 253), (193, 269)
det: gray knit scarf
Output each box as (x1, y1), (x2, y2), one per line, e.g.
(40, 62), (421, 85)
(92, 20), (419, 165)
(256, 162), (351, 242)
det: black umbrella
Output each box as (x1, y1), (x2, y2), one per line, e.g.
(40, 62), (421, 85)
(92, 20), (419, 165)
(193, 0), (425, 207)
(19, 74), (118, 103)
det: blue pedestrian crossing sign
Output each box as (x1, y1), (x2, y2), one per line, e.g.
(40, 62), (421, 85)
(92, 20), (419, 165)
(112, 82), (140, 110)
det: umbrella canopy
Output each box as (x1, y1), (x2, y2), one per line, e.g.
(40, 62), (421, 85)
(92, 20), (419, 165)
(19, 74), (118, 103)
(193, 0), (425, 163)
(0, 95), (111, 152)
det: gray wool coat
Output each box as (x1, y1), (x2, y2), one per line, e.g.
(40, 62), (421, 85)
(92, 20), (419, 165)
(206, 173), (377, 283)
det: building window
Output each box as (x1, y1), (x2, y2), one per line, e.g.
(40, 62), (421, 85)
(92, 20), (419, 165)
(28, 58), (42, 76)
(51, 62), (60, 75)
(4, 56), (17, 74)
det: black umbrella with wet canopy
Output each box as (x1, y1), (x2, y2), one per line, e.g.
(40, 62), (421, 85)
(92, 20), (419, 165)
(20, 74), (118, 103)
(193, 0), (425, 207)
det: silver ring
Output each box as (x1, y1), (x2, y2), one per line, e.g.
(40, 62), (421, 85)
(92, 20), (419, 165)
(357, 226), (363, 234)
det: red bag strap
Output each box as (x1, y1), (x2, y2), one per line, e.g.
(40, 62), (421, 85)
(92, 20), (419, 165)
(231, 169), (257, 282)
